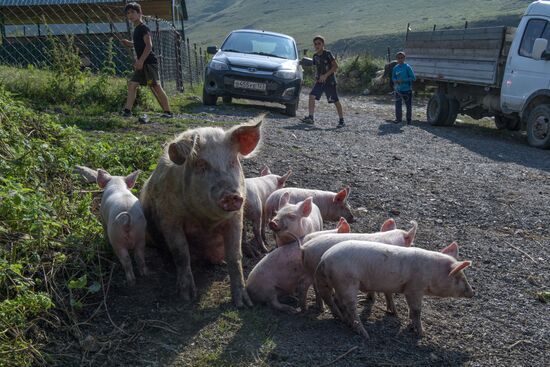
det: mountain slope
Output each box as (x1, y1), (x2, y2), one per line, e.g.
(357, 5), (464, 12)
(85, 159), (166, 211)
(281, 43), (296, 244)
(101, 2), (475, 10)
(184, 0), (530, 55)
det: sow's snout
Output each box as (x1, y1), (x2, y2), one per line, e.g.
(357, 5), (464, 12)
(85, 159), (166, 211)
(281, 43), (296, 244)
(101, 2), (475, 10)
(218, 193), (244, 212)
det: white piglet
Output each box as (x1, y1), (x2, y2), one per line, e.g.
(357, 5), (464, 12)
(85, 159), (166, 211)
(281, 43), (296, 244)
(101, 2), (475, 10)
(315, 240), (474, 338)
(301, 218), (417, 312)
(97, 169), (148, 285)
(244, 166), (291, 254)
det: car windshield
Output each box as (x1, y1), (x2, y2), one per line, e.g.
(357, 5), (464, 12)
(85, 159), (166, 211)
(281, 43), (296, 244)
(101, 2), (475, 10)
(221, 32), (297, 59)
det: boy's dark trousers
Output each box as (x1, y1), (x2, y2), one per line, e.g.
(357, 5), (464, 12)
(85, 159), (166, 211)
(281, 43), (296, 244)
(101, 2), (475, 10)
(395, 90), (412, 123)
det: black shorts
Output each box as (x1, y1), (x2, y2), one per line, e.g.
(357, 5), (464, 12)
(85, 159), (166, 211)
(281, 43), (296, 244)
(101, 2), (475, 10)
(310, 81), (339, 103)
(130, 63), (160, 86)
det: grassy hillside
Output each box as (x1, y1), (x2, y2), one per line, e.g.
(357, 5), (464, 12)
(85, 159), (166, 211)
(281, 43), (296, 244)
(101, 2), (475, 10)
(185, 0), (530, 55)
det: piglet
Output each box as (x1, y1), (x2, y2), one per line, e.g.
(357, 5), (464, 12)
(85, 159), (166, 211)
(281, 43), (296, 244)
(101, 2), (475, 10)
(315, 240), (474, 338)
(97, 169), (148, 285)
(301, 218), (417, 312)
(264, 187), (354, 239)
(244, 166), (291, 255)
(246, 195), (322, 312)
(268, 193), (323, 247)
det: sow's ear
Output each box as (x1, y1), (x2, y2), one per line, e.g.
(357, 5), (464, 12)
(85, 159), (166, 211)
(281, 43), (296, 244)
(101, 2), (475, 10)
(229, 114), (263, 157)
(168, 134), (199, 165)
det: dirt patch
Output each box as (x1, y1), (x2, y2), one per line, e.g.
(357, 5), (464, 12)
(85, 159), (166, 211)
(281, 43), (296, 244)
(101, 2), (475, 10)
(48, 92), (550, 366)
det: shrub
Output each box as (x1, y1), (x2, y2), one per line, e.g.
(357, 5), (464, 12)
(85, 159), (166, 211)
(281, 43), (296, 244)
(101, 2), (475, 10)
(0, 86), (161, 365)
(337, 54), (385, 94)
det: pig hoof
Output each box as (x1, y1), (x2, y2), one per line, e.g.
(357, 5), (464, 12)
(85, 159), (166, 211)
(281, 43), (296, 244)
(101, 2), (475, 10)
(280, 305), (299, 314)
(232, 287), (253, 308)
(406, 323), (423, 337)
(365, 292), (376, 301)
(177, 284), (197, 301)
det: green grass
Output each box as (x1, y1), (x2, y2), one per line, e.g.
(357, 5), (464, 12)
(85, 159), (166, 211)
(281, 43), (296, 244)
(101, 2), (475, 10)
(0, 65), (212, 365)
(185, 0), (528, 55)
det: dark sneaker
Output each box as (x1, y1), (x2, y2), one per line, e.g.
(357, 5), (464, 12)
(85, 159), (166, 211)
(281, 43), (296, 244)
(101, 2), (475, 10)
(393, 120), (402, 124)
(301, 115), (314, 124)
(405, 120), (411, 125)
(120, 109), (132, 118)
(337, 120), (345, 128)
(161, 111), (173, 118)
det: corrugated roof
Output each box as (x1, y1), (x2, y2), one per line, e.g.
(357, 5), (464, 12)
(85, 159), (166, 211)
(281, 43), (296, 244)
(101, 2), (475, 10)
(0, 0), (120, 6)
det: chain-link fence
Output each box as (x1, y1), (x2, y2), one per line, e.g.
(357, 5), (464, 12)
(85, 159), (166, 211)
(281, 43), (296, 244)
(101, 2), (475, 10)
(0, 1), (206, 94)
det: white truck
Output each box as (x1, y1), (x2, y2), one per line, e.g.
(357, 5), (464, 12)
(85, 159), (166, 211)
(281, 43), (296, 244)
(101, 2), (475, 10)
(405, 0), (550, 148)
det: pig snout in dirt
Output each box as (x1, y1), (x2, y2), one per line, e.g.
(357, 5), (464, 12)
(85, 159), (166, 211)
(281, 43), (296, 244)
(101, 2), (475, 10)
(314, 240), (473, 339)
(140, 114), (264, 307)
(96, 169), (148, 286)
(270, 193), (323, 247)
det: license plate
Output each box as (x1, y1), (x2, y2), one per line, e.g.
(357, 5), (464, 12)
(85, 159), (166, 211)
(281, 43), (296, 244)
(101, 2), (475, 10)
(234, 80), (266, 91)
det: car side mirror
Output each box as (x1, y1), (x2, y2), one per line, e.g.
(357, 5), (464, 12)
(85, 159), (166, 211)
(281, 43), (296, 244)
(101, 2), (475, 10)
(300, 57), (313, 67)
(532, 38), (549, 60)
(207, 46), (218, 55)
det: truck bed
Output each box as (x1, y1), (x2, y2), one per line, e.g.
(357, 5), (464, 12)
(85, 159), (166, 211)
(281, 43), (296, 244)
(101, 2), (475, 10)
(404, 26), (515, 88)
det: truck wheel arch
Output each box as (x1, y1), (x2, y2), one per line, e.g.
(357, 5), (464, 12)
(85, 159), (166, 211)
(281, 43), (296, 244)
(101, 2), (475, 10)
(521, 89), (550, 124)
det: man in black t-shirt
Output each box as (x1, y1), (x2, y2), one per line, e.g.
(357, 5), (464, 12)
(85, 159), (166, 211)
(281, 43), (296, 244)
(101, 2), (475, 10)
(301, 35), (345, 127)
(121, 2), (172, 118)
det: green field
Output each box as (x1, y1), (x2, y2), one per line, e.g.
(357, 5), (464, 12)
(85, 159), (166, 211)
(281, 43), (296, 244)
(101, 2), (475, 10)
(185, 0), (530, 55)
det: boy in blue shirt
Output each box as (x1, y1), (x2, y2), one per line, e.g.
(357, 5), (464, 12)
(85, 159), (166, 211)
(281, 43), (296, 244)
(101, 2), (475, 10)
(392, 51), (416, 125)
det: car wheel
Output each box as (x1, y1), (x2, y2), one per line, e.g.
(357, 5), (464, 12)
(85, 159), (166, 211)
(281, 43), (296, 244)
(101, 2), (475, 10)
(527, 104), (550, 149)
(222, 96), (232, 104)
(427, 92), (449, 126)
(285, 101), (298, 117)
(202, 86), (217, 106)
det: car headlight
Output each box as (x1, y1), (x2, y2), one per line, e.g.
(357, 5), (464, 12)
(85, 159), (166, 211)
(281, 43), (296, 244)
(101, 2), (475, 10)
(274, 69), (296, 79)
(209, 60), (229, 71)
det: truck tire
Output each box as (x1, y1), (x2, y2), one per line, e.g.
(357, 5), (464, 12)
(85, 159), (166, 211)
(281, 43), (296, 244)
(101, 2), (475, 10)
(444, 98), (459, 126)
(285, 101), (298, 117)
(202, 86), (217, 106)
(527, 104), (550, 149)
(427, 93), (449, 126)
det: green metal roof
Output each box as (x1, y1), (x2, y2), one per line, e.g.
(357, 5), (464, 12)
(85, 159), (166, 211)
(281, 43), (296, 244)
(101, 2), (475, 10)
(0, 0), (120, 6)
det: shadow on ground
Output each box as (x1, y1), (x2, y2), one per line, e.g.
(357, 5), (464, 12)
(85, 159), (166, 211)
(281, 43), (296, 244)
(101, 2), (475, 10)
(415, 119), (550, 172)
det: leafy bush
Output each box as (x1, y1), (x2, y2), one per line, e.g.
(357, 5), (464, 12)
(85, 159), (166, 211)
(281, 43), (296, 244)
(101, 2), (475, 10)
(0, 86), (161, 365)
(337, 54), (385, 93)
(300, 53), (386, 94)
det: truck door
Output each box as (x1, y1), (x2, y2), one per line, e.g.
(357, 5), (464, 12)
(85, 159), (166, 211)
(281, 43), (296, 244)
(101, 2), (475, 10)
(501, 18), (550, 113)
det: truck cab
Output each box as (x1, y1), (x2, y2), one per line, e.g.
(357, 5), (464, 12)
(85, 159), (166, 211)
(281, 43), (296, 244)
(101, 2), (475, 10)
(501, 1), (550, 147)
